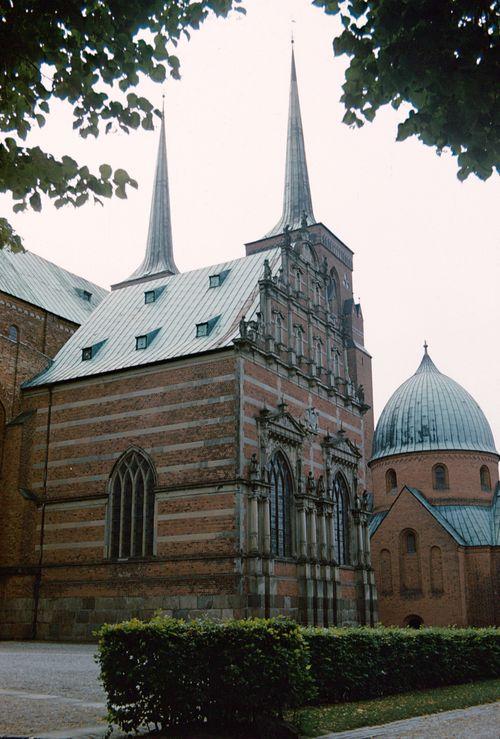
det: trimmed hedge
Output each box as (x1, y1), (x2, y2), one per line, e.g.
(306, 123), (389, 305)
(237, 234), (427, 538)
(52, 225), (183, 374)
(97, 616), (315, 733)
(96, 618), (500, 733)
(303, 626), (500, 704)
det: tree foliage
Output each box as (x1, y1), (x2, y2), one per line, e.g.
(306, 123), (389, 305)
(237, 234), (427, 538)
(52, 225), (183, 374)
(314, 0), (499, 180)
(1, 1), (497, 252)
(0, 0), (243, 250)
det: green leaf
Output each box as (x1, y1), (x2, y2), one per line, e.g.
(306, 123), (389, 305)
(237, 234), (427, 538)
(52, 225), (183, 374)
(29, 192), (41, 211)
(99, 164), (112, 180)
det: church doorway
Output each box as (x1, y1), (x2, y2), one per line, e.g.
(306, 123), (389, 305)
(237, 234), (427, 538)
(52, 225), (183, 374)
(405, 614), (424, 629)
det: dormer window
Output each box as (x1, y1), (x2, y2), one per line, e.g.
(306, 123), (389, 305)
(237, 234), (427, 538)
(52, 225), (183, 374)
(76, 287), (92, 302)
(196, 315), (220, 338)
(144, 286), (165, 304)
(209, 270), (229, 288)
(209, 275), (221, 288)
(136, 335), (148, 350)
(81, 339), (107, 361)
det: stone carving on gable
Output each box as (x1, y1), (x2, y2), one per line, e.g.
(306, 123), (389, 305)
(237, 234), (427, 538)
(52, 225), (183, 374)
(254, 400), (309, 490)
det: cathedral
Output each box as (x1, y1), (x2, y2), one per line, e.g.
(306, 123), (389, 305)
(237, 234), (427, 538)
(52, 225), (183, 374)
(370, 347), (500, 627)
(0, 49), (377, 640)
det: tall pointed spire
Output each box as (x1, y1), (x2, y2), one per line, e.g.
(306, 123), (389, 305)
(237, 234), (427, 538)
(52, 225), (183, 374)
(266, 44), (316, 237)
(116, 105), (178, 289)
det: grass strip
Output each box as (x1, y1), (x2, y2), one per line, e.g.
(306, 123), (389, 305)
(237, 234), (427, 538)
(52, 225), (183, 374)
(290, 678), (500, 736)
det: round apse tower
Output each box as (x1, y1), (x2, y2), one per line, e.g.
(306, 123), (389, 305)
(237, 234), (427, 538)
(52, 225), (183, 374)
(370, 346), (499, 511)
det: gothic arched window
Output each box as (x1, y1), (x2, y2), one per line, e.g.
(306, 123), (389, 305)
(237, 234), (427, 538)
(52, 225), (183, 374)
(268, 451), (293, 558)
(433, 464), (448, 490)
(480, 465), (491, 491)
(8, 325), (19, 342)
(385, 468), (397, 493)
(108, 449), (155, 559)
(333, 473), (349, 565)
(327, 270), (340, 315)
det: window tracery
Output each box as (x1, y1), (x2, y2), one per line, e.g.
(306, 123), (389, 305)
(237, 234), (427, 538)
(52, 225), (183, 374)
(332, 473), (349, 565)
(268, 451), (293, 557)
(108, 449), (155, 559)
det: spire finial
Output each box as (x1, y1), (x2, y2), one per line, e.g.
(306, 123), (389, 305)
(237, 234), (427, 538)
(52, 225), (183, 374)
(424, 340), (428, 355)
(265, 43), (315, 237)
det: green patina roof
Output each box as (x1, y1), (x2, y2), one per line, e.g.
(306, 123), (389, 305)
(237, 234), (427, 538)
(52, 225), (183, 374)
(371, 486), (500, 547)
(371, 349), (497, 461)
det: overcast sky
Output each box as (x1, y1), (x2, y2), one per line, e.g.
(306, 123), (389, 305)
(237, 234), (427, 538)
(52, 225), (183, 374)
(2, 0), (499, 446)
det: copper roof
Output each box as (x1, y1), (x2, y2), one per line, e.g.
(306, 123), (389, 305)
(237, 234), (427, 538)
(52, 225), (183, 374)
(0, 248), (108, 324)
(371, 349), (497, 460)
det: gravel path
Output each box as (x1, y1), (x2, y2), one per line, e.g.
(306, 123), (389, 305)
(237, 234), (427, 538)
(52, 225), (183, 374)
(0, 641), (109, 737)
(321, 701), (500, 738)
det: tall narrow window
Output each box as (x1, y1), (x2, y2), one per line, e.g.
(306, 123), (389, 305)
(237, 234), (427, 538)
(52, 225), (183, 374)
(315, 340), (322, 369)
(385, 468), (397, 493)
(8, 325), (18, 342)
(333, 473), (349, 565)
(405, 530), (416, 554)
(433, 464), (448, 490)
(480, 465), (491, 491)
(274, 314), (282, 345)
(268, 451), (293, 557)
(295, 326), (304, 357)
(108, 450), (155, 559)
(295, 269), (302, 293)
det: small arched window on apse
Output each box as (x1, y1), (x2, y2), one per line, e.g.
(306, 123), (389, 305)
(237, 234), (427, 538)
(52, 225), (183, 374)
(108, 449), (156, 559)
(8, 325), (19, 342)
(333, 473), (350, 565)
(433, 464), (449, 490)
(268, 451), (294, 558)
(404, 529), (417, 554)
(480, 465), (491, 491)
(385, 468), (397, 494)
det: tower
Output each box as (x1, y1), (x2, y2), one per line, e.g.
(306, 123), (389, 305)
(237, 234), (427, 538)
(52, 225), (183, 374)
(370, 346), (500, 626)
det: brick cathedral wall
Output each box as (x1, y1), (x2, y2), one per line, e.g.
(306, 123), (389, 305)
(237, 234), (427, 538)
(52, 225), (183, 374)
(0, 291), (78, 419)
(0, 351), (242, 639)
(241, 354), (367, 625)
(371, 491), (467, 626)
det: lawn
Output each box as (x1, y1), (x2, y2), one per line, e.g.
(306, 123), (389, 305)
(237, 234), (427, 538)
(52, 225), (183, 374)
(291, 678), (500, 736)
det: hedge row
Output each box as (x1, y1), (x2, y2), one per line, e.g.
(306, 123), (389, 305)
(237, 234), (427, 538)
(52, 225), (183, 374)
(97, 617), (500, 733)
(97, 617), (314, 733)
(304, 626), (500, 703)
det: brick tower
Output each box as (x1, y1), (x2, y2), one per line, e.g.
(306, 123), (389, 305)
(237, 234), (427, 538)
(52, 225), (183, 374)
(370, 345), (500, 626)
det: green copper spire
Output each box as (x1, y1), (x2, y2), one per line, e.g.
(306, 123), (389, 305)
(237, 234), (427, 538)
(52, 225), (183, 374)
(116, 106), (178, 288)
(266, 44), (316, 237)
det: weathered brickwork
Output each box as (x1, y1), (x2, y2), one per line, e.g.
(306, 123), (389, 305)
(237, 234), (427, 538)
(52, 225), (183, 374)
(0, 292), (78, 421)
(371, 441), (499, 628)
(0, 224), (377, 639)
